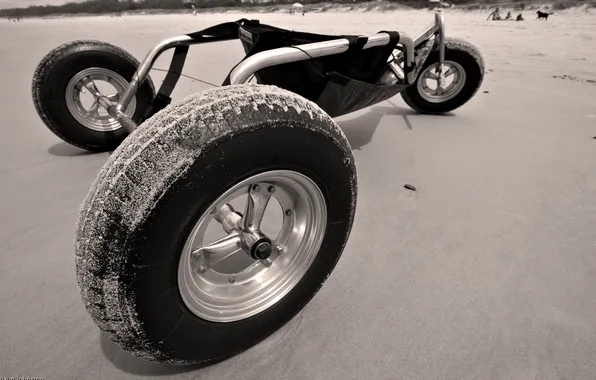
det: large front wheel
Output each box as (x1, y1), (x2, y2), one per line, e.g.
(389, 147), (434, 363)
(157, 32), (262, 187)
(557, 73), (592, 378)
(75, 84), (357, 364)
(401, 37), (485, 114)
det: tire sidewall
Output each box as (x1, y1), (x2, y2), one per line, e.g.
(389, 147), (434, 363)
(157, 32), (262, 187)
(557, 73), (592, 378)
(37, 50), (153, 150)
(122, 123), (356, 363)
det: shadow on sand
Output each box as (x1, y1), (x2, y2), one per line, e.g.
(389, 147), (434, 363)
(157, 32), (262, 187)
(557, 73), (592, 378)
(47, 142), (97, 157)
(337, 102), (454, 150)
(99, 333), (216, 376)
(47, 101), (454, 158)
(99, 307), (304, 376)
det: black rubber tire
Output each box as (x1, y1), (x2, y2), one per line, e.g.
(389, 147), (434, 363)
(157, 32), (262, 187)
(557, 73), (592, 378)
(32, 40), (156, 152)
(75, 84), (358, 365)
(401, 37), (485, 114)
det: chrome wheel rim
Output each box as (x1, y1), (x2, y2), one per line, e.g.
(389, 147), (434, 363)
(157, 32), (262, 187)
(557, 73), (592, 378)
(417, 61), (467, 103)
(65, 67), (136, 132)
(178, 170), (328, 323)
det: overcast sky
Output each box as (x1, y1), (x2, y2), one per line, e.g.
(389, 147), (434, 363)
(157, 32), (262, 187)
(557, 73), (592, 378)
(0, 0), (76, 9)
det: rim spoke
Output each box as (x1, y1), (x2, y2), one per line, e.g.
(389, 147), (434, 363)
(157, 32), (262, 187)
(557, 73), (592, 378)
(74, 82), (87, 93)
(85, 101), (100, 117)
(80, 77), (102, 98)
(444, 66), (456, 77)
(241, 183), (275, 232)
(106, 93), (120, 102)
(425, 70), (439, 80)
(192, 232), (242, 272)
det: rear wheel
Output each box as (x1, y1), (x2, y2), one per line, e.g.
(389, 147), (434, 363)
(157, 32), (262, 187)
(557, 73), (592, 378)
(75, 84), (357, 364)
(401, 37), (485, 114)
(32, 40), (155, 152)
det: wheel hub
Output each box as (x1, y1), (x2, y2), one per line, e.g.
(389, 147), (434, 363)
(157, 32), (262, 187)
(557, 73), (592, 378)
(65, 67), (136, 132)
(417, 60), (467, 103)
(178, 170), (327, 323)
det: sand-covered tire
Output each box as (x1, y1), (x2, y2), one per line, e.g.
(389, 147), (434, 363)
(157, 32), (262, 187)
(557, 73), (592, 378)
(401, 37), (485, 114)
(32, 40), (156, 152)
(75, 84), (357, 364)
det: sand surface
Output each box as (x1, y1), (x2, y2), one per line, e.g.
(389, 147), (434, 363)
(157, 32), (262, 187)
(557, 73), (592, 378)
(1, 9), (596, 380)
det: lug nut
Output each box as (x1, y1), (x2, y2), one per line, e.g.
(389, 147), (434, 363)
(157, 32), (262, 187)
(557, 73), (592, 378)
(268, 185), (276, 193)
(198, 265), (206, 273)
(252, 184), (260, 191)
(275, 244), (284, 253)
(262, 259), (273, 267)
(229, 276), (236, 283)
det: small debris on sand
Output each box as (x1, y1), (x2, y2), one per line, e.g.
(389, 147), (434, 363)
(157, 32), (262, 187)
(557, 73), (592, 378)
(553, 74), (596, 86)
(404, 184), (417, 191)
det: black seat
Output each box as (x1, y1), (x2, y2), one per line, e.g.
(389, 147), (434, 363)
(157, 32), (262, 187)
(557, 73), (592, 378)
(230, 19), (401, 104)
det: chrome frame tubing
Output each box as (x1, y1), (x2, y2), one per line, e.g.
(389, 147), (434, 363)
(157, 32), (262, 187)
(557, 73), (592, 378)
(110, 10), (447, 132)
(228, 32), (416, 85)
(414, 9), (445, 49)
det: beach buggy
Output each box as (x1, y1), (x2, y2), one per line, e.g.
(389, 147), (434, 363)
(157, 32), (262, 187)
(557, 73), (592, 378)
(32, 10), (484, 365)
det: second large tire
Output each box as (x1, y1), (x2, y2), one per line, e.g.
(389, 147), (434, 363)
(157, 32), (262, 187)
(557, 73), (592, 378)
(32, 40), (156, 152)
(75, 84), (358, 364)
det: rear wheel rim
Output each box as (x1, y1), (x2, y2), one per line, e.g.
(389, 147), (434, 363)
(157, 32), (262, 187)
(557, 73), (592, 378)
(65, 67), (136, 132)
(417, 60), (467, 103)
(178, 170), (328, 323)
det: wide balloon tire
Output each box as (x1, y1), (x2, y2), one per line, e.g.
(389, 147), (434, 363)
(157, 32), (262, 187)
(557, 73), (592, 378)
(75, 84), (358, 364)
(32, 40), (156, 152)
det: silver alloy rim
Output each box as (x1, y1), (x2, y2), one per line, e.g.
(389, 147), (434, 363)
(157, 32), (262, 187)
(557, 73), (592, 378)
(65, 67), (136, 132)
(417, 61), (467, 103)
(178, 170), (328, 323)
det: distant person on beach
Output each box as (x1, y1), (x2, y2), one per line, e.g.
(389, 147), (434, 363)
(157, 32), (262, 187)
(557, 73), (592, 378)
(516, 13), (524, 21)
(487, 7), (501, 21)
(505, 11), (512, 20)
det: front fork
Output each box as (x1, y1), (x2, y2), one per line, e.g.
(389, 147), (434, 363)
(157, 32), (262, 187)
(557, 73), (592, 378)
(388, 9), (446, 85)
(435, 9), (447, 88)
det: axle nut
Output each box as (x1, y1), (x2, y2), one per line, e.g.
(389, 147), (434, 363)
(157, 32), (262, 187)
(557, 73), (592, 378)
(253, 241), (272, 260)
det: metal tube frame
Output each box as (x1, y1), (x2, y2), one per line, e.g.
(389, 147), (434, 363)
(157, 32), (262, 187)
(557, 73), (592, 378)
(109, 10), (446, 132)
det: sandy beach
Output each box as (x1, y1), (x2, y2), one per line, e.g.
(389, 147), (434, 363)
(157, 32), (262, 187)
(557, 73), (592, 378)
(1, 8), (596, 380)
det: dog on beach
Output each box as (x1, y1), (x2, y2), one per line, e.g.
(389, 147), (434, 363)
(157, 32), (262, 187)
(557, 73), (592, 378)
(536, 11), (554, 20)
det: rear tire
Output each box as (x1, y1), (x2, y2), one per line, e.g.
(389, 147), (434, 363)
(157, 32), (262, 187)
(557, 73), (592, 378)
(401, 37), (485, 114)
(32, 40), (156, 152)
(75, 84), (358, 364)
